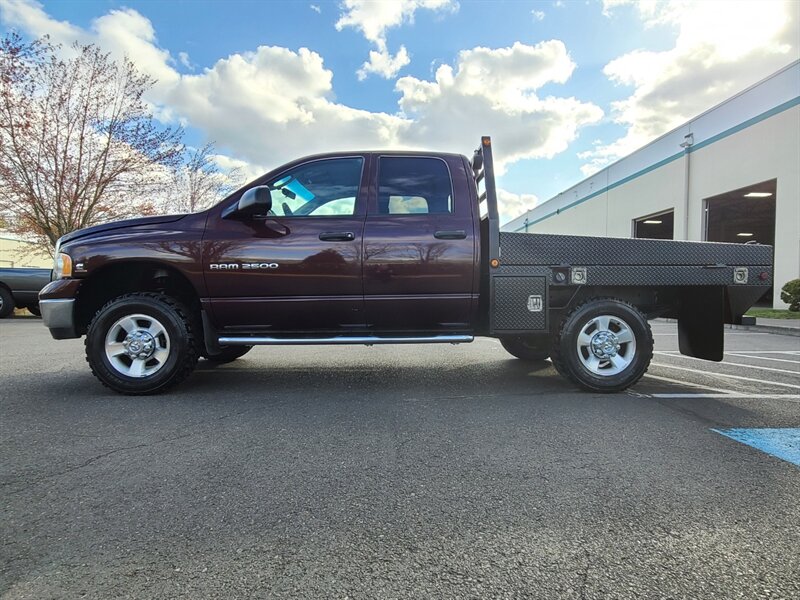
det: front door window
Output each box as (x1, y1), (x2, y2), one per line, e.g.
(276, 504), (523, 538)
(266, 157), (363, 217)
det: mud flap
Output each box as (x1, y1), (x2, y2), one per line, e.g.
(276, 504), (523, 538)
(678, 288), (724, 361)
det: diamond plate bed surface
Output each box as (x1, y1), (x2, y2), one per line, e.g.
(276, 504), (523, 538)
(499, 233), (773, 267)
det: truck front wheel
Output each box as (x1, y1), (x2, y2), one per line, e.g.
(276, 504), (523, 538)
(0, 286), (14, 318)
(552, 298), (653, 393)
(500, 335), (549, 361)
(85, 293), (199, 394)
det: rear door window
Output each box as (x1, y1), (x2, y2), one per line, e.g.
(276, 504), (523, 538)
(377, 157), (453, 215)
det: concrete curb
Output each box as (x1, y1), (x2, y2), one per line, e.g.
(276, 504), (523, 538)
(656, 318), (800, 338)
(726, 323), (800, 337)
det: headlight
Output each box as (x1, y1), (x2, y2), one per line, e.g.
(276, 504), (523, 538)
(54, 253), (73, 279)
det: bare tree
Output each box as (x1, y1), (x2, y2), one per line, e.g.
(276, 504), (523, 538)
(0, 33), (183, 251)
(162, 142), (244, 214)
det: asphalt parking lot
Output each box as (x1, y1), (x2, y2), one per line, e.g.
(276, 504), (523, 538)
(1, 317), (798, 599)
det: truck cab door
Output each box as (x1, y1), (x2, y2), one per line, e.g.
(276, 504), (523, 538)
(363, 156), (478, 333)
(203, 156), (368, 333)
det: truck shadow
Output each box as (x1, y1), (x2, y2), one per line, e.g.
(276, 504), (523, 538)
(183, 354), (566, 399)
(4, 355), (771, 434)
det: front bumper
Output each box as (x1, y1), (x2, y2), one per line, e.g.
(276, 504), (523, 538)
(39, 278), (82, 339)
(40, 299), (78, 339)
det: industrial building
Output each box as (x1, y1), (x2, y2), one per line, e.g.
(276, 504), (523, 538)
(0, 234), (51, 269)
(504, 61), (799, 308)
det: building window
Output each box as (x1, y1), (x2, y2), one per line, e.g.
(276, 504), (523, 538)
(633, 210), (674, 240)
(704, 180), (776, 245)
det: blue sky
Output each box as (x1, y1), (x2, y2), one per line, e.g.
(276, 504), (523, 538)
(2, 0), (798, 223)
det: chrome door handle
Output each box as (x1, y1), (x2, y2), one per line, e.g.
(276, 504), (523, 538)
(319, 232), (355, 242)
(434, 230), (467, 240)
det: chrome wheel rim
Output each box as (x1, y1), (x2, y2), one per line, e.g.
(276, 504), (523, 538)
(576, 314), (636, 376)
(104, 314), (171, 378)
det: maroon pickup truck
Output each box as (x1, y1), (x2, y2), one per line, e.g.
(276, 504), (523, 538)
(39, 137), (772, 395)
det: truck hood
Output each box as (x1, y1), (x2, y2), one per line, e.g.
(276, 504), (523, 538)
(58, 214), (188, 246)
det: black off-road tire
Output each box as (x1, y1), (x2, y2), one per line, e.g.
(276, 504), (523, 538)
(500, 335), (550, 361)
(85, 293), (199, 395)
(26, 304), (41, 317)
(203, 345), (253, 364)
(551, 298), (653, 393)
(0, 286), (14, 318)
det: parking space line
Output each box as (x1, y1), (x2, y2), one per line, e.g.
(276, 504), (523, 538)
(654, 351), (800, 376)
(652, 393), (800, 402)
(658, 350), (800, 355)
(750, 351), (798, 354)
(653, 332), (770, 336)
(726, 352), (800, 365)
(641, 374), (800, 401)
(651, 363), (800, 390)
(726, 351), (800, 354)
(642, 373), (738, 395)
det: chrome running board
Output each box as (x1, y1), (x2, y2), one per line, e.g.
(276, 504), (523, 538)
(217, 335), (474, 346)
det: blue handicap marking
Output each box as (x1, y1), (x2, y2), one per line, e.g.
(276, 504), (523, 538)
(713, 428), (800, 467)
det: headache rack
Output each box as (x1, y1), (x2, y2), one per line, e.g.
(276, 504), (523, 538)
(472, 136), (501, 269)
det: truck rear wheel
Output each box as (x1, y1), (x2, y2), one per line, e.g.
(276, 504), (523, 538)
(500, 336), (549, 361)
(85, 293), (198, 395)
(552, 298), (652, 393)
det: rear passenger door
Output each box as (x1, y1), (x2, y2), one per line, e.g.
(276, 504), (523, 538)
(362, 156), (477, 333)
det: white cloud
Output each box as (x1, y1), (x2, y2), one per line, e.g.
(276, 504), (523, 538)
(335, 0), (458, 79)
(164, 45), (406, 163)
(496, 188), (539, 225)
(335, 0), (457, 45)
(178, 51), (194, 70)
(532, 10), (545, 21)
(210, 154), (264, 185)
(357, 44), (410, 81)
(396, 41), (603, 173)
(310, 4), (321, 14)
(583, 0), (800, 174)
(1, 0), (601, 185)
(0, 0), (179, 94)
(0, 0), (82, 42)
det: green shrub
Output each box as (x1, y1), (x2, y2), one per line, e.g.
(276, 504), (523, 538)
(780, 279), (800, 311)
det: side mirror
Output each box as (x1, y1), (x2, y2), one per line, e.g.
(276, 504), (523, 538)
(223, 186), (272, 219)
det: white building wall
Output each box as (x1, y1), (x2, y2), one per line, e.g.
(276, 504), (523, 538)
(0, 236), (52, 268)
(688, 106), (800, 306)
(505, 61), (800, 308)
